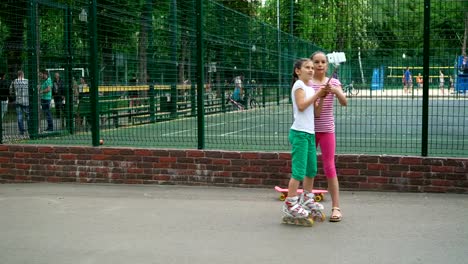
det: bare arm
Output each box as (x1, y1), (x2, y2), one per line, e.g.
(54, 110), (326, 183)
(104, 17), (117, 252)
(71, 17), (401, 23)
(42, 86), (51, 94)
(330, 85), (347, 106)
(314, 97), (325, 117)
(294, 88), (328, 112)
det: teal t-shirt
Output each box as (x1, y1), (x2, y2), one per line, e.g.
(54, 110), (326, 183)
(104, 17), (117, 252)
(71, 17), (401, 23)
(41, 77), (52, 100)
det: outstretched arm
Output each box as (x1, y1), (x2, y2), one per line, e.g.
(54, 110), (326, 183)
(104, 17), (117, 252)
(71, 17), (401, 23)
(330, 85), (347, 106)
(314, 97), (325, 117)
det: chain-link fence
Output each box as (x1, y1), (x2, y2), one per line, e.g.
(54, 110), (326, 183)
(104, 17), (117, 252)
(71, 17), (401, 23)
(0, 0), (467, 157)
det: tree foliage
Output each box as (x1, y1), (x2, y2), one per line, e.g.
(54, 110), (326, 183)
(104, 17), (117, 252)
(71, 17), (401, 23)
(0, 0), (466, 83)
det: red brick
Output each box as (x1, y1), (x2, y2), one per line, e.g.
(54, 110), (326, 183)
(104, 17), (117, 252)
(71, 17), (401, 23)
(37, 147), (54, 153)
(47, 177), (61, 183)
(134, 149), (153, 156)
(15, 164), (31, 170)
(342, 176), (367, 182)
(423, 186), (448, 193)
(242, 166), (262, 172)
(379, 156), (401, 164)
(61, 154), (77, 160)
(338, 168), (360, 175)
(152, 150), (170, 157)
(400, 157), (422, 165)
(205, 151), (222, 158)
(358, 156), (379, 163)
(168, 150), (186, 157)
(243, 178), (263, 185)
(367, 163), (387, 170)
(368, 176), (389, 183)
(212, 159), (230, 165)
(91, 154), (108, 160)
(14, 152), (30, 158)
(337, 155), (359, 162)
(430, 179), (451, 186)
(187, 150), (205, 157)
(259, 153), (278, 160)
(403, 171), (424, 178)
(212, 171), (231, 177)
(124, 179), (143, 184)
(177, 157), (194, 164)
(359, 183), (382, 190)
(101, 149), (121, 155)
(223, 152), (241, 159)
(431, 166), (454, 173)
(241, 153), (259, 159)
(159, 157), (177, 163)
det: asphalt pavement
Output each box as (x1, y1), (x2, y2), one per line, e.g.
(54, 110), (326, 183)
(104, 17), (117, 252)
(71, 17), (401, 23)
(0, 183), (467, 264)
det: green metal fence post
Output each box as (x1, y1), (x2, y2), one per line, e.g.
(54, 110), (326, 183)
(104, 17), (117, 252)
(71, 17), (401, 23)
(89, 0), (100, 146)
(0, 103), (3, 144)
(191, 83), (196, 116)
(65, 6), (74, 134)
(27, 0), (39, 139)
(221, 83), (226, 112)
(149, 84), (155, 123)
(276, 0), (281, 106)
(169, 0), (178, 120)
(196, 0), (205, 149)
(421, 0), (431, 157)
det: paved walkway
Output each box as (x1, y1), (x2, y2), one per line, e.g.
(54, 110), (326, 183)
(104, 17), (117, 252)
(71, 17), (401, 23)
(0, 183), (467, 264)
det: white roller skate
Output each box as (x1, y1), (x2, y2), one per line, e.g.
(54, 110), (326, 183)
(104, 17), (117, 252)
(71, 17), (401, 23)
(300, 192), (326, 222)
(282, 196), (314, 227)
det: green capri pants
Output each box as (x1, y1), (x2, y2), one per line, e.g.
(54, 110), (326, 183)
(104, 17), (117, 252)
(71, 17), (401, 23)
(289, 129), (318, 181)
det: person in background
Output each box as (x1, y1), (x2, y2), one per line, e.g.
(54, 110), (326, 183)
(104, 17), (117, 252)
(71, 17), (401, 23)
(78, 77), (88, 99)
(232, 74), (243, 102)
(309, 51), (348, 222)
(403, 67), (412, 94)
(416, 73), (423, 91)
(10, 70), (29, 135)
(439, 70), (445, 95)
(0, 73), (9, 120)
(53, 72), (65, 127)
(39, 69), (53, 132)
(449, 75), (454, 94)
(460, 55), (468, 74)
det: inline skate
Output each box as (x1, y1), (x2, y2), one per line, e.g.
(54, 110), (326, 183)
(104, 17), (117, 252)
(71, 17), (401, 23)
(282, 196), (314, 227)
(300, 192), (326, 222)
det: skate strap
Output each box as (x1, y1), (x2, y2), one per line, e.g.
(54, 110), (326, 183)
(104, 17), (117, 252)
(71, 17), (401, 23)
(289, 203), (306, 214)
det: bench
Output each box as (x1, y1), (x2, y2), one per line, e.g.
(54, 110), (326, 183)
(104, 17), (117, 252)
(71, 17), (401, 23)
(75, 93), (226, 131)
(76, 96), (157, 129)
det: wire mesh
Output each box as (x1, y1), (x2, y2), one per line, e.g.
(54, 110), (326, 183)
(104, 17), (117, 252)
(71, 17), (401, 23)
(0, 0), (467, 157)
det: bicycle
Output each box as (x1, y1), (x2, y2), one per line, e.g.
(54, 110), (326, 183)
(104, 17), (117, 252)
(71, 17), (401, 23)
(343, 82), (359, 97)
(225, 90), (259, 110)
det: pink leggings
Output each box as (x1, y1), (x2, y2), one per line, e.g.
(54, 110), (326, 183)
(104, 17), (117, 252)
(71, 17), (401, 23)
(315, 132), (337, 179)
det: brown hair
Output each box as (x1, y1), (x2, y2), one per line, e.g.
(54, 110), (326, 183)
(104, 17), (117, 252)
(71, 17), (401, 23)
(290, 58), (310, 89)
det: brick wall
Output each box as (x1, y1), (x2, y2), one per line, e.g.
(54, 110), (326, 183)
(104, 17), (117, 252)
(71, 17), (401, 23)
(0, 145), (466, 193)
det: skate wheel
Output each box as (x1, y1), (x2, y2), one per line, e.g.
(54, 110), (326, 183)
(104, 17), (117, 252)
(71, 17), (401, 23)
(314, 194), (323, 202)
(319, 212), (326, 222)
(279, 194), (286, 201)
(320, 193), (324, 201)
(305, 217), (314, 227)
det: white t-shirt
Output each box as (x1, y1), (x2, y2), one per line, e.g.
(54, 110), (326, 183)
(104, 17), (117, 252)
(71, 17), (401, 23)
(11, 78), (29, 106)
(291, 80), (316, 134)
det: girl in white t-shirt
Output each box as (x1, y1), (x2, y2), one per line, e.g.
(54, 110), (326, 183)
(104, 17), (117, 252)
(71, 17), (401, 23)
(282, 58), (329, 226)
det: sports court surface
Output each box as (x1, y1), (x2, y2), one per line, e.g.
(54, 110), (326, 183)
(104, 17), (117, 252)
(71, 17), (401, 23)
(10, 89), (467, 157)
